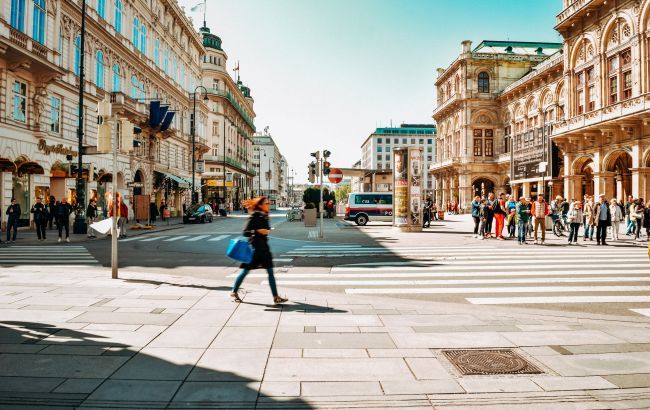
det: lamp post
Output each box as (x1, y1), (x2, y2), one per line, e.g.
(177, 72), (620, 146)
(258, 151), (266, 196)
(191, 85), (208, 205)
(268, 156), (274, 197)
(73, 0), (88, 235)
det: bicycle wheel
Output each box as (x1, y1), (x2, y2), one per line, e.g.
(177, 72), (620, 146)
(553, 221), (563, 237)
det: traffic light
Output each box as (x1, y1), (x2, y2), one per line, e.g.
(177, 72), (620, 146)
(308, 161), (316, 183)
(323, 161), (331, 175)
(97, 100), (112, 153)
(310, 151), (320, 161)
(323, 150), (331, 159)
(119, 122), (142, 153)
(69, 163), (78, 177)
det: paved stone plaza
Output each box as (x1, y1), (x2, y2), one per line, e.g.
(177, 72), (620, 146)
(1, 266), (649, 409)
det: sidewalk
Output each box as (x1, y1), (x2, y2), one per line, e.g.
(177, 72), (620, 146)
(1, 217), (185, 245)
(0, 267), (649, 409)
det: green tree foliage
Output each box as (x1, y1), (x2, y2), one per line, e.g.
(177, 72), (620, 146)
(302, 187), (337, 209)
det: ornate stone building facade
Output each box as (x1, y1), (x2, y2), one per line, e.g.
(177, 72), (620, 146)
(0, 0), (208, 225)
(199, 26), (256, 207)
(431, 40), (561, 210)
(431, 0), (650, 210)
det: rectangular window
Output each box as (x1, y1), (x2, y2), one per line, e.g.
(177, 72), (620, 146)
(50, 96), (61, 133)
(394, 138), (398, 144)
(377, 154), (382, 161)
(588, 85), (596, 111)
(504, 136), (510, 153)
(12, 80), (27, 122)
(377, 146), (382, 152)
(419, 139), (424, 144)
(473, 129), (482, 138)
(385, 154), (390, 161)
(577, 89), (584, 114)
(609, 56), (619, 74)
(212, 122), (219, 136)
(623, 70), (632, 99)
(377, 138), (382, 144)
(411, 138), (415, 144)
(485, 139), (493, 157)
(485, 129), (493, 138)
(622, 49), (632, 68)
(386, 146), (390, 152)
(10, 0), (25, 31)
(473, 139), (482, 157)
(610, 76), (618, 104)
(586, 67), (594, 82)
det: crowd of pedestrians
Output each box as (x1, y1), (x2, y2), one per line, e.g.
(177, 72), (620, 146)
(471, 192), (644, 246)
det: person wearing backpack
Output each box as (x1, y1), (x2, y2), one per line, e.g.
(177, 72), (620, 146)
(471, 196), (481, 238)
(230, 197), (287, 304)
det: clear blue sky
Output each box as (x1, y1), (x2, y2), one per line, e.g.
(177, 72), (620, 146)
(180, 0), (561, 181)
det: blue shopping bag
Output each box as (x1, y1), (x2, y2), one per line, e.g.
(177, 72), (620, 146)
(226, 238), (254, 264)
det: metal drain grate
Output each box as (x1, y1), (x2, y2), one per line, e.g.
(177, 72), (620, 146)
(442, 349), (543, 375)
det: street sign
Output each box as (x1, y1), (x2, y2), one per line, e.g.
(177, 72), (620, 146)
(328, 168), (343, 184)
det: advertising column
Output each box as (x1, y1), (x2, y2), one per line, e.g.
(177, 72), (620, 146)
(393, 147), (423, 232)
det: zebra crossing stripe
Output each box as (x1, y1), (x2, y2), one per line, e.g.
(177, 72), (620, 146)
(344, 286), (650, 295)
(267, 277), (650, 286)
(139, 236), (168, 242)
(163, 236), (189, 241)
(208, 235), (230, 242)
(467, 296), (650, 305)
(118, 236), (140, 242)
(332, 260), (648, 271)
(185, 235), (210, 242)
(230, 269), (650, 279)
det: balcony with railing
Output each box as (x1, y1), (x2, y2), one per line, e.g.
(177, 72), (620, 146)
(0, 22), (64, 76)
(432, 93), (462, 118)
(206, 88), (256, 130)
(555, 0), (604, 31)
(203, 155), (256, 175)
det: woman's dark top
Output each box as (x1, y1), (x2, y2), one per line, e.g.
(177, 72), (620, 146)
(241, 211), (273, 269)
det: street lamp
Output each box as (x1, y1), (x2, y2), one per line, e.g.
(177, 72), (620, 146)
(191, 85), (208, 205)
(72, 0), (88, 235)
(258, 151), (265, 196)
(268, 156), (274, 197)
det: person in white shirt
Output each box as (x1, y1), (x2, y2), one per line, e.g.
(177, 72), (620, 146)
(609, 198), (623, 241)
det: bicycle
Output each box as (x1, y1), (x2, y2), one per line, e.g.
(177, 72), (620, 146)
(552, 214), (569, 237)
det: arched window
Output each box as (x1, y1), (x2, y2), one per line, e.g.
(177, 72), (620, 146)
(32, 0), (46, 44)
(478, 72), (489, 93)
(74, 35), (81, 76)
(97, 0), (105, 19)
(10, 0), (25, 31)
(133, 17), (139, 49)
(140, 24), (147, 54)
(131, 75), (138, 99)
(112, 63), (121, 92)
(154, 38), (159, 65)
(114, 0), (122, 33)
(95, 51), (105, 89)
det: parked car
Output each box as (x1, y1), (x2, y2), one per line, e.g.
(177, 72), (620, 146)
(183, 204), (214, 224)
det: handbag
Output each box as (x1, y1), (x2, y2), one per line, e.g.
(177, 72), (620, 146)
(226, 238), (254, 264)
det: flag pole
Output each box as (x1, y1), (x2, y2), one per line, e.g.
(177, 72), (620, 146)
(203, 0), (206, 28)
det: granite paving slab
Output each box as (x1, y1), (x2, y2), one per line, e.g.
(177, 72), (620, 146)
(67, 311), (180, 326)
(390, 332), (515, 349)
(171, 381), (260, 404)
(111, 347), (203, 380)
(272, 332), (396, 349)
(380, 380), (464, 395)
(278, 313), (382, 327)
(405, 358), (454, 380)
(210, 326), (276, 349)
(53, 378), (104, 394)
(458, 378), (542, 393)
(188, 348), (269, 381)
(0, 376), (65, 392)
(147, 326), (221, 348)
(531, 376), (617, 391)
(501, 330), (626, 346)
(535, 352), (650, 376)
(84, 379), (181, 403)
(0, 354), (128, 378)
(301, 381), (383, 396)
(263, 358), (415, 381)
(380, 314), (485, 327)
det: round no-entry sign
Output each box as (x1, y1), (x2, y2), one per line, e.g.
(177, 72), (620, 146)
(328, 168), (343, 184)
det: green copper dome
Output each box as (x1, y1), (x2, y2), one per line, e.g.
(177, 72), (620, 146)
(200, 26), (222, 51)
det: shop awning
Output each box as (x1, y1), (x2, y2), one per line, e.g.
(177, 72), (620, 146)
(161, 172), (191, 189)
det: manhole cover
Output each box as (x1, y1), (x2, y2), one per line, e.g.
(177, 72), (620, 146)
(442, 349), (543, 375)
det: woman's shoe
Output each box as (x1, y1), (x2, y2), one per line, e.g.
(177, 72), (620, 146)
(273, 296), (288, 304)
(230, 292), (242, 302)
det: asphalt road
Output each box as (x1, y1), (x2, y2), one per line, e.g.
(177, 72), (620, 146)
(2, 211), (650, 318)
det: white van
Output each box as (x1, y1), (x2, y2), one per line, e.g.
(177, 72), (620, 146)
(344, 192), (393, 226)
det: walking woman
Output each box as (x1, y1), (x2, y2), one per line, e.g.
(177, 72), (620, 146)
(610, 198), (623, 241)
(567, 201), (583, 245)
(231, 197), (287, 304)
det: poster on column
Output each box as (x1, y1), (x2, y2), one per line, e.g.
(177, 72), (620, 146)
(393, 148), (408, 226)
(409, 147), (423, 227)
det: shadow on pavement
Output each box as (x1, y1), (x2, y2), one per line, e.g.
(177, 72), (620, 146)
(0, 322), (313, 409)
(122, 278), (232, 292)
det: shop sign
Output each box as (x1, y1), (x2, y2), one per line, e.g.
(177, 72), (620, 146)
(207, 179), (218, 187)
(37, 139), (77, 157)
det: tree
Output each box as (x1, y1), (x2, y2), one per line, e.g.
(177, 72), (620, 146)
(335, 184), (351, 203)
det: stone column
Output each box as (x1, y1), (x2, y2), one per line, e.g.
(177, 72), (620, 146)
(458, 173), (472, 213)
(522, 182), (531, 198)
(440, 176), (447, 209)
(596, 171), (616, 199)
(565, 175), (583, 202)
(630, 168), (650, 200)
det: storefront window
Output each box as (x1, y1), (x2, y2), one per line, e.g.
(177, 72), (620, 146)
(12, 173), (30, 223)
(50, 96), (61, 133)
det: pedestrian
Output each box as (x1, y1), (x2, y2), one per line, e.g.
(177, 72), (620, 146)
(583, 195), (595, 241)
(228, 200), (234, 215)
(532, 195), (549, 245)
(516, 196), (530, 245)
(478, 198), (488, 240)
(633, 198), (645, 241)
(118, 195), (129, 238)
(644, 202), (650, 240)
(471, 196), (480, 238)
(5, 198), (21, 243)
(31, 197), (48, 241)
(230, 196), (288, 304)
(149, 201), (158, 223)
(507, 208), (517, 238)
(431, 201), (438, 220)
(525, 197), (534, 238)
(567, 201), (583, 245)
(493, 192), (507, 240)
(423, 196), (433, 228)
(54, 197), (72, 242)
(159, 201), (167, 222)
(625, 195), (635, 235)
(610, 198), (623, 241)
(484, 193), (496, 238)
(594, 194), (611, 245)
(48, 195), (56, 230)
(86, 199), (98, 238)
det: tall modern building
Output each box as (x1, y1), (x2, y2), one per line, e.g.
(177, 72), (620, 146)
(0, 0), (208, 226)
(360, 124), (436, 192)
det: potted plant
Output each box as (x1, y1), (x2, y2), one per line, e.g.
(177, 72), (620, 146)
(303, 202), (317, 226)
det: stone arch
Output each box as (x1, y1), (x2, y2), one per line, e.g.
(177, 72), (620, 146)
(604, 150), (633, 200)
(471, 109), (497, 125)
(571, 36), (598, 67)
(524, 95), (537, 117)
(572, 155), (595, 175)
(602, 148), (633, 172)
(133, 169), (145, 195)
(639, 0), (650, 31)
(116, 172), (125, 190)
(601, 13), (636, 52)
(472, 176), (497, 197)
(539, 87), (553, 110)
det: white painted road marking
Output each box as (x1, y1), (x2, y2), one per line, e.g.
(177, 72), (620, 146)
(185, 235), (210, 242)
(467, 296), (650, 305)
(163, 235), (189, 241)
(208, 235), (230, 242)
(344, 286), (650, 294)
(139, 236), (168, 242)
